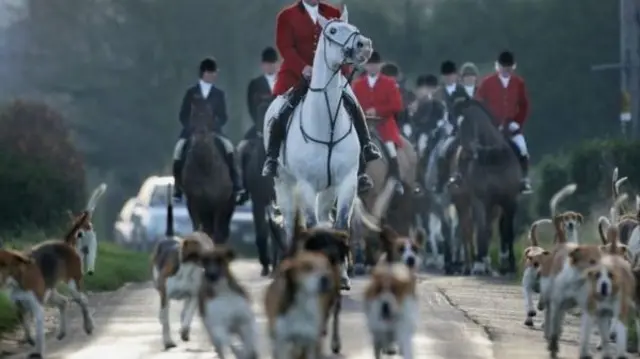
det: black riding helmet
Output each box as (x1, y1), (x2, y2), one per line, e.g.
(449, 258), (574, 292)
(261, 47), (278, 63)
(199, 57), (217, 76)
(416, 74), (438, 88)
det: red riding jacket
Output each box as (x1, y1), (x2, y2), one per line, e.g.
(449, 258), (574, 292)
(475, 73), (530, 127)
(273, 1), (349, 96)
(352, 74), (404, 147)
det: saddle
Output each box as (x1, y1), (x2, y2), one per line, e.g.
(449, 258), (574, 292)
(179, 134), (227, 162)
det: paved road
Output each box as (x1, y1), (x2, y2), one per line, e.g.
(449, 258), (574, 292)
(5, 261), (494, 359)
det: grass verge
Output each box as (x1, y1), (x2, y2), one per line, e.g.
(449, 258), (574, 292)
(0, 241), (149, 336)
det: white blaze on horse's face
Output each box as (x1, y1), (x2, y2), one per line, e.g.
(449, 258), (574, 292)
(317, 11), (373, 68)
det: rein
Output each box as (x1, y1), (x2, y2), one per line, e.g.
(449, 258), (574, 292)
(299, 20), (360, 188)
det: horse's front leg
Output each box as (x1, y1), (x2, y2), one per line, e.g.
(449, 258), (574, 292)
(335, 176), (358, 290)
(499, 200), (518, 276)
(274, 179), (296, 244)
(316, 189), (336, 224)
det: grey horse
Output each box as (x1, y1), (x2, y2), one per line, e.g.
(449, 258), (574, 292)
(182, 97), (235, 244)
(448, 99), (522, 275)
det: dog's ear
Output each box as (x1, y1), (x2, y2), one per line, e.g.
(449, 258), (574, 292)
(411, 227), (426, 246)
(8, 249), (33, 265)
(67, 210), (76, 222)
(576, 213), (584, 224)
(221, 247), (235, 262)
(568, 247), (581, 262)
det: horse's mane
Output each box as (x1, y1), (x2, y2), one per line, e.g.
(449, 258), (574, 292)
(456, 99), (508, 148)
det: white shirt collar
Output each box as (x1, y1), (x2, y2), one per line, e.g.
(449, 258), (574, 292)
(302, 1), (319, 23)
(464, 85), (474, 97)
(264, 73), (276, 91)
(445, 84), (456, 95)
(499, 75), (510, 88)
(199, 79), (212, 98)
(367, 74), (378, 88)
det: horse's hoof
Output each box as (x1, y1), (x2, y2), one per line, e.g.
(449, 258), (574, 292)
(56, 332), (66, 340)
(382, 345), (398, 355)
(527, 310), (536, 317)
(180, 328), (190, 342)
(260, 266), (270, 277)
(610, 331), (617, 341)
(331, 341), (341, 354)
(164, 342), (177, 350)
(579, 356), (593, 359)
(27, 353), (43, 359)
(524, 317), (534, 327)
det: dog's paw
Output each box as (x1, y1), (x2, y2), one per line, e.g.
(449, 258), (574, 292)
(84, 319), (94, 335)
(56, 331), (66, 341)
(21, 336), (36, 346)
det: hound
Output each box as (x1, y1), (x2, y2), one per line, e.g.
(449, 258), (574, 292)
(579, 226), (635, 358)
(198, 246), (257, 359)
(151, 184), (213, 349)
(264, 251), (334, 359)
(0, 212), (93, 358)
(67, 182), (108, 275)
(285, 204), (350, 355)
(598, 167), (639, 246)
(364, 262), (417, 359)
(521, 219), (552, 327)
(541, 217), (604, 358)
(376, 225), (425, 272)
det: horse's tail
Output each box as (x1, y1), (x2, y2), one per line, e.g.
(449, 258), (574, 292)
(352, 179), (396, 232)
(165, 184), (174, 237)
(86, 183), (107, 213)
(549, 183), (577, 217)
(528, 218), (552, 247)
(598, 216), (611, 244)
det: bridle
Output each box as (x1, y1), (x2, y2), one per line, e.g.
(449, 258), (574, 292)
(300, 19), (364, 188)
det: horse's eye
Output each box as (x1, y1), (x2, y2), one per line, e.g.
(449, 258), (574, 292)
(329, 28), (337, 35)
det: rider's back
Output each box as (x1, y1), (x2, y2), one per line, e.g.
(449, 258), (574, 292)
(273, 2), (341, 96)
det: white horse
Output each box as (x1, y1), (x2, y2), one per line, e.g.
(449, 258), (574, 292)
(262, 7), (373, 242)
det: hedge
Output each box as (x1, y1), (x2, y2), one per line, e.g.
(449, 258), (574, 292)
(534, 138), (640, 218)
(0, 100), (85, 231)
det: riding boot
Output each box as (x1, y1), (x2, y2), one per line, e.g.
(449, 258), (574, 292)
(519, 155), (533, 194)
(388, 156), (405, 195)
(172, 159), (184, 201)
(342, 93), (382, 163)
(357, 155), (374, 194)
(226, 153), (248, 204)
(262, 83), (309, 177)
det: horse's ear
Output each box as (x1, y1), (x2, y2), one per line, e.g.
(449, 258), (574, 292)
(340, 5), (349, 23)
(317, 14), (330, 28)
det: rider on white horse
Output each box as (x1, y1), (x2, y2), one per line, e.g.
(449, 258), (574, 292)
(261, 0), (381, 193)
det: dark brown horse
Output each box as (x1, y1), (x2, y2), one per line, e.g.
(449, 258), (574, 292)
(448, 99), (522, 275)
(182, 97), (235, 243)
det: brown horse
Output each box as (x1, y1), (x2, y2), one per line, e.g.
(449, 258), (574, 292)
(182, 97), (235, 244)
(447, 99), (522, 276)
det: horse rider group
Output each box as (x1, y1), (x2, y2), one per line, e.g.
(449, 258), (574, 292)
(170, 0), (533, 204)
(407, 53), (532, 194)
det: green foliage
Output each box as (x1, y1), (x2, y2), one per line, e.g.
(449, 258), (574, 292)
(0, 100), (85, 231)
(535, 138), (640, 218)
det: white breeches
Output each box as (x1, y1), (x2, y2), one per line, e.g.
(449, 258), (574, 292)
(173, 136), (234, 160)
(384, 141), (397, 158)
(507, 122), (528, 157)
(511, 134), (528, 157)
(173, 139), (186, 160)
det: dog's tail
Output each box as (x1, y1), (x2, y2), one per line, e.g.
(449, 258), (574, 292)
(86, 183), (107, 213)
(612, 167), (628, 200)
(598, 216), (612, 244)
(352, 179), (396, 232)
(610, 193), (629, 224)
(553, 215), (568, 243)
(549, 183), (577, 217)
(606, 225), (620, 255)
(165, 184), (174, 237)
(528, 218), (552, 247)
